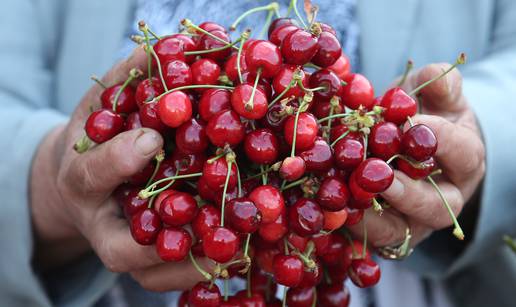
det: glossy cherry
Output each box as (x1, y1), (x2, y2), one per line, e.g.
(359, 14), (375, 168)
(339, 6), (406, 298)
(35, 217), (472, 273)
(354, 158), (394, 193)
(312, 31), (341, 67)
(401, 124), (438, 161)
(380, 87), (417, 125)
(245, 40), (282, 78)
(348, 171), (375, 202)
(288, 198), (324, 237)
(282, 29), (319, 65)
(85, 109), (124, 143)
(244, 128), (279, 164)
(272, 254), (304, 287)
(369, 121), (402, 160)
(231, 83), (268, 119)
(153, 36), (186, 64)
(192, 204), (221, 238)
(272, 65), (308, 99)
(175, 118), (209, 154)
(124, 112), (142, 131)
(248, 185), (285, 225)
(198, 21), (227, 33)
(135, 77), (164, 107)
(284, 112), (319, 151)
(334, 138), (364, 169)
(268, 17), (298, 37)
(202, 226), (239, 263)
(279, 156), (306, 181)
(196, 30), (232, 61)
(198, 88), (231, 121)
(397, 156), (435, 179)
(317, 176), (350, 211)
(299, 137), (333, 172)
(159, 191), (198, 226)
(206, 109), (245, 147)
(344, 207), (364, 226)
(327, 53), (351, 79)
(191, 58), (221, 91)
(340, 73), (375, 110)
(269, 24), (300, 47)
(323, 208), (348, 231)
(188, 282), (221, 307)
(158, 91), (192, 128)
(348, 258), (381, 288)
(100, 84), (137, 113)
(287, 287), (315, 307)
(162, 60), (192, 89)
(130, 208), (162, 245)
(139, 101), (168, 133)
(258, 208), (288, 242)
(224, 53), (248, 82)
(226, 197), (262, 233)
(309, 69), (341, 100)
(317, 283), (350, 307)
(202, 156), (238, 190)
(156, 227), (192, 261)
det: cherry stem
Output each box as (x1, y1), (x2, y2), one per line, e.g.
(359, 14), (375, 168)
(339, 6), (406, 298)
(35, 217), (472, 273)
(341, 229), (358, 258)
(281, 177), (307, 191)
(324, 97), (339, 142)
(426, 175), (465, 240)
(148, 45), (169, 92)
(184, 37), (242, 55)
(152, 85), (234, 102)
(181, 19), (239, 50)
(138, 21), (153, 81)
(147, 28), (161, 40)
(73, 135), (92, 153)
(224, 278), (229, 301)
(259, 10), (275, 39)
(316, 112), (354, 124)
(362, 213), (368, 258)
(260, 165), (268, 185)
(246, 263), (252, 297)
(330, 130), (350, 148)
(282, 287), (288, 307)
(113, 68), (142, 112)
(220, 161), (234, 227)
(372, 198), (384, 215)
(236, 163), (243, 197)
(284, 237), (290, 255)
(362, 134), (368, 161)
(244, 166), (274, 181)
(230, 2), (280, 31)
(189, 251), (212, 281)
(311, 287), (317, 307)
(245, 68), (262, 111)
(145, 150), (165, 188)
(297, 79), (326, 93)
(237, 31), (250, 84)
(268, 78), (297, 107)
(147, 193), (157, 209)
(386, 154), (434, 171)
(397, 59), (414, 87)
(407, 115), (415, 127)
(503, 235), (516, 253)
(207, 152), (226, 163)
(139, 172), (202, 198)
(90, 75), (107, 89)
(408, 52), (466, 96)
(289, 0), (308, 28)
(243, 233), (252, 257)
(308, 5), (319, 27)
(304, 62), (321, 70)
(290, 97), (309, 157)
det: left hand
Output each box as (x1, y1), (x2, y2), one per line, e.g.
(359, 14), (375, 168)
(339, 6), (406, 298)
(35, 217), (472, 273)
(348, 63), (486, 249)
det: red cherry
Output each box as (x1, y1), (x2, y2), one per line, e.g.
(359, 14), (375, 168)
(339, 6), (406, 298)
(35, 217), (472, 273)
(268, 17), (298, 37)
(260, 103), (288, 132)
(309, 69), (341, 100)
(401, 124), (438, 161)
(288, 198), (324, 237)
(354, 158), (394, 193)
(198, 89), (231, 122)
(327, 53), (351, 79)
(380, 87), (417, 125)
(128, 162), (154, 186)
(202, 226), (239, 263)
(156, 227), (192, 261)
(258, 208), (288, 242)
(122, 188), (149, 217)
(348, 171), (375, 201)
(297, 259), (323, 289)
(299, 137), (333, 172)
(224, 53), (248, 82)
(157, 91), (192, 128)
(344, 207), (364, 226)
(240, 72), (273, 99)
(198, 21), (226, 33)
(188, 282), (221, 307)
(236, 291), (267, 307)
(255, 244), (280, 274)
(159, 192), (198, 226)
(244, 129), (279, 164)
(320, 233), (346, 265)
(250, 266), (277, 296)
(330, 124), (360, 143)
(348, 258), (381, 288)
(100, 84), (137, 113)
(206, 110), (245, 147)
(135, 77), (164, 107)
(334, 138), (364, 169)
(279, 156), (306, 181)
(272, 65), (308, 99)
(191, 59), (221, 92)
(269, 24), (300, 47)
(281, 29), (319, 65)
(175, 118), (209, 154)
(231, 83), (268, 119)
(312, 233), (331, 255)
(171, 150), (206, 176)
(170, 33), (197, 63)
(153, 189), (176, 213)
(397, 156), (436, 179)
(312, 32), (341, 67)
(202, 157), (238, 190)
(162, 60), (192, 89)
(197, 30), (232, 61)
(317, 283), (350, 307)
(153, 36), (186, 64)
(85, 109), (124, 143)
(130, 208), (162, 245)
(178, 290), (189, 307)
(311, 99), (344, 124)
(323, 208), (348, 231)
(192, 204), (221, 238)
(124, 111), (142, 131)
(340, 73), (375, 110)
(319, 22), (337, 35)
(284, 112), (319, 151)
(226, 197), (262, 233)
(245, 40), (282, 78)
(272, 254), (304, 287)
(369, 121), (402, 160)
(317, 176), (350, 211)
(348, 197), (373, 210)
(219, 296), (241, 307)
(249, 185), (285, 224)
(139, 102), (168, 133)
(287, 287), (315, 307)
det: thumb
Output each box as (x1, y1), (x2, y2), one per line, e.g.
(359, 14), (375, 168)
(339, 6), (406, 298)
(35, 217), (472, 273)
(68, 128), (163, 201)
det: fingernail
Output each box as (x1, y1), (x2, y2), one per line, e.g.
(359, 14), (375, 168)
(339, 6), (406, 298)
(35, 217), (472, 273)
(135, 130), (161, 156)
(382, 177), (404, 199)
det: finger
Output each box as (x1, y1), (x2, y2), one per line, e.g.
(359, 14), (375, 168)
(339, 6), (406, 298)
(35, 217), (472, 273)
(407, 114), (485, 195)
(130, 257), (215, 292)
(64, 128), (162, 201)
(381, 171), (464, 230)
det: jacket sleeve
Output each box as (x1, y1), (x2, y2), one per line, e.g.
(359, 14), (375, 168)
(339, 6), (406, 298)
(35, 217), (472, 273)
(405, 0), (516, 279)
(0, 1), (116, 306)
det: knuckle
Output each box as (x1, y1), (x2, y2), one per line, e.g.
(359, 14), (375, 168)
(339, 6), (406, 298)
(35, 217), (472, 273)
(375, 224), (400, 247)
(97, 241), (127, 273)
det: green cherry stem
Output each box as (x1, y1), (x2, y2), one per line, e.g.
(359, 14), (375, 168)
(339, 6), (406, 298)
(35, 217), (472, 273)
(220, 160), (234, 227)
(281, 177), (307, 191)
(189, 251), (213, 281)
(361, 213), (368, 258)
(73, 135), (93, 153)
(237, 30), (250, 84)
(245, 68), (262, 111)
(268, 79), (295, 107)
(151, 85), (235, 103)
(290, 97), (308, 157)
(181, 19), (239, 51)
(362, 134), (368, 161)
(503, 235), (516, 253)
(90, 75), (107, 89)
(311, 287), (317, 307)
(230, 2), (280, 31)
(397, 59), (413, 87)
(289, 0), (308, 28)
(113, 68), (142, 112)
(145, 150), (165, 188)
(330, 130), (350, 148)
(259, 10), (275, 39)
(316, 112), (352, 124)
(282, 287), (288, 307)
(138, 21), (153, 81)
(184, 37), (242, 55)
(236, 163), (243, 197)
(148, 45), (169, 92)
(139, 172), (202, 199)
(224, 279), (229, 301)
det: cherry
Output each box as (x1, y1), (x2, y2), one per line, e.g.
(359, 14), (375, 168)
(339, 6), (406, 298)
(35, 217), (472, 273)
(130, 208), (162, 245)
(279, 156), (306, 181)
(170, 33), (197, 63)
(397, 156), (436, 179)
(244, 129), (279, 164)
(220, 296), (241, 307)
(354, 158), (394, 193)
(153, 36), (186, 64)
(319, 23), (337, 36)
(178, 290), (189, 307)
(317, 283), (350, 307)
(139, 101), (168, 134)
(124, 111), (142, 131)
(369, 121), (402, 160)
(188, 282), (221, 307)
(192, 204), (221, 238)
(224, 53), (248, 82)
(162, 60), (192, 89)
(348, 197), (373, 210)
(122, 188), (149, 217)
(288, 198), (324, 237)
(297, 257), (323, 288)
(283, 232), (309, 252)
(344, 207), (363, 226)
(299, 137), (333, 172)
(198, 89), (231, 121)
(226, 197), (262, 233)
(320, 233), (346, 265)
(312, 233), (331, 256)
(159, 191), (198, 226)
(282, 29), (319, 65)
(197, 30), (232, 61)
(272, 254), (304, 287)
(158, 91), (192, 128)
(311, 99), (344, 124)
(85, 109), (124, 143)
(231, 83), (268, 119)
(175, 118), (209, 154)
(255, 244), (281, 274)
(202, 156), (238, 190)
(269, 24), (300, 47)
(284, 112), (319, 151)
(249, 185), (285, 223)
(258, 207), (288, 242)
(206, 110), (245, 147)
(286, 287), (315, 307)
(401, 124), (438, 161)
(250, 267), (278, 296)
(272, 65), (308, 99)
(245, 40), (282, 78)
(240, 72), (273, 99)
(380, 87), (417, 125)
(317, 176), (350, 211)
(100, 84), (137, 113)
(153, 189), (176, 213)
(198, 21), (227, 33)
(330, 125), (360, 143)
(236, 291), (267, 307)
(327, 53), (351, 79)
(202, 226), (239, 263)
(135, 77), (164, 107)
(268, 17), (298, 37)
(348, 258), (381, 288)
(340, 73), (375, 110)
(191, 58), (221, 91)
(323, 208), (348, 231)
(171, 150), (206, 176)
(156, 227), (192, 261)
(309, 69), (341, 100)
(334, 138), (364, 169)
(348, 171), (375, 201)
(312, 31), (341, 67)
(260, 103), (288, 132)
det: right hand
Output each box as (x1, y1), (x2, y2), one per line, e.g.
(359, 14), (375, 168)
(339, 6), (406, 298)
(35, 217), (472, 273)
(30, 45), (211, 291)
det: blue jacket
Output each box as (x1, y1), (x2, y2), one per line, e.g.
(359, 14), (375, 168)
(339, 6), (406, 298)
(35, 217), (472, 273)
(1, 0), (515, 306)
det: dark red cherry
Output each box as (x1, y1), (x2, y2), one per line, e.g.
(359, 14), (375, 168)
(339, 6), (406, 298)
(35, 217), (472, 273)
(401, 124), (438, 161)
(153, 36), (186, 64)
(100, 84), (137, 113)
(191, 58), (221, 92)
(330, 125), (360, 143)
(282, 29), (319, 65)
(124, 111), (142, 131)
(197, 175), (217, 201)
(348, 258), (381, 288)
(319, 233), (346, 265)
(198, 21), (226, 33)
(197, 30), (231, 61)
(397, 156), (435, 179)
(380, 87), (417, 125)
(354, 158), (394, 193)
(188, 282), (221, 307)
(272, 65), (308, 99)
(312, 32), (341, 67)
(279, 156), (306, 181)
(269, 24), (300, 47)
(198, 89), (231, 122)
(319, 22), (337, 36)
(175, 118), (208, 154)
(206, 110), (245, 147)
(344, 207), (364, 226)
(162, 60), (192, 89)
(135, 77), (164, 107)
(255, 244), (280, 274)
(156, 227), (192, 261)
(202, 226), (239, 263)
(249, 185), (285, 224)
(239, 72), (273, 99)
(348, 171), (375, 202)
(327, 53), (351, 79)
(312, 233), (331, 255)
(348, 198), (373, 210)
(340, 73), (375, 110)
(231, 83), (268, 119)
(287, 287), (315, 307)
(244, 128), (279, 164)
(224, 53), (248, 82)
(159, 192), (198, 226)
(299, 137), (333, 172)
(139, 101), (168, 133)
(284, 112), (319, 151)
(369, 122), (402, 160)
(154, 189), (176, 213)
(260, 103), (288, 132)
(178, 290), (189, 307)
(317, 176), (350, 211)
(169, 33), (196, 63)
(311, 99), (344, 124)
(297, 257), (323, 288)
(245, 40), (282, 78)
(130, 208), (161, 245)
(268, 17), (298, 37)
(317, 283), (350, 307)
(192, 204), (221, 238)
(171, 150), (206, 176)
(288, 198), (324, 237)
(157, 91), (192, 128)
(309, 69), (341, 100)
(250, 267), (278, 297)
(85, 109), (124, 143)
(334, 138), (364, 169)
(219, 296), (241, 307)
(226, 197), (262, 233)
(258, 208), (288, 243)
(202, 157), (238, 190)
(237, 291), (267, 307)
(272, 254), (304, 287)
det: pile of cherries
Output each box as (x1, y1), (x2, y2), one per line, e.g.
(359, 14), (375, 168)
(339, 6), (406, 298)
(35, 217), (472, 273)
(78, 2), (464, 306)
